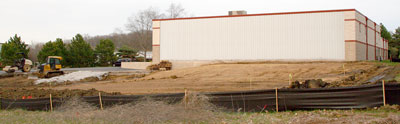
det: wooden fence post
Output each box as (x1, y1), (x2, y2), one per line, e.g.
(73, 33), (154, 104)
(184, 89), (188, 109)
(382, 80), (386, 106)
(99, 92), (103, 110)
(275, 88), (279, 112)
(343, 64), (346, 76)
(49, 94), (53, 112)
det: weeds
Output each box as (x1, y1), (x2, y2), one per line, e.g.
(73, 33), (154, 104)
(396, 73), (400, 82)
(0, 97), (399, 124)
(375, 60), (399, 66)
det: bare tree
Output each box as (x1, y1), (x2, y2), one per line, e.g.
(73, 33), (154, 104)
(125, 7), (164, 62)
(82, 4), (190, 62)
(28, 43), (44, 63)
(113, 28), (124, 34)
(166, 3), (186, 18)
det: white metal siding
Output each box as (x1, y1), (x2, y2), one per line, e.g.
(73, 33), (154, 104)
(160, 12), (345, 60)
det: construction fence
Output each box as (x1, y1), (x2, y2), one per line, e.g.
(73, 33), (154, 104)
(0, 83), (399, 112)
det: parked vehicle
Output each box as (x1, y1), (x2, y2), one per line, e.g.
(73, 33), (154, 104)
(2, 53), (32, 73)
(113, 58), (132, 67)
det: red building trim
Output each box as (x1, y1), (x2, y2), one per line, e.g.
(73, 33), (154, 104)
(374, 23), (377, 60)
(368, 26), (376, 31)
(154, 9), (357, 21)
(383, 39), (387, 59)
(152, 44), (160, 46)
(345, 19), (379, 33)
(365, 17), (368, 60)
(383, 39), (385, 59)
(345, 40), (383, 49)
(345, 40), (381, 48)
(152, 27), (160, 29)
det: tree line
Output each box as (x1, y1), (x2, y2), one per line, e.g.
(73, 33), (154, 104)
(1, 34), (133, 67)
(381, 24), (400, 59)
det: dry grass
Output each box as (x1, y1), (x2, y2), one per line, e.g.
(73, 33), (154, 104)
(1, 95), (399, 124)
(0, 94), (221, 124)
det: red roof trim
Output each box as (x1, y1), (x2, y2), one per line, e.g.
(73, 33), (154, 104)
(153, 9), (357, 21)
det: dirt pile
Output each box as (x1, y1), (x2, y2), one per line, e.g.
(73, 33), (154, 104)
(288, 79), (329, 88)
(288, 79), (399, 89)
(287, 63), (399, 89)
(0, 88), (121, 99)
(147, 60), (172, 70)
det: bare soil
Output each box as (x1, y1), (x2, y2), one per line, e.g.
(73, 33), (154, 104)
(53, 61), (393, 94)
(0, 75), (35, 88)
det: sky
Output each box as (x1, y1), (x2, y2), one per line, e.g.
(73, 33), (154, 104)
(0, 0), (399, 44)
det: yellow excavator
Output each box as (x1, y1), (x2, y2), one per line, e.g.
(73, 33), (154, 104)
(38, 56), (64, 78)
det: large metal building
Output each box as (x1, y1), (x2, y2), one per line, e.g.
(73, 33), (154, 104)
(152, 9), (388, 65)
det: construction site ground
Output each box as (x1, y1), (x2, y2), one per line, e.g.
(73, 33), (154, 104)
(0, 61), (399, 99)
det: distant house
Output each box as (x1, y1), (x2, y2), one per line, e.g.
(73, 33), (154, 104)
(137, 51), (152, 60)
(120, 51), (153, 69)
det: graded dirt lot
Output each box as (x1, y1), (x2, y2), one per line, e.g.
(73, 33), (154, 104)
(0, 61), (397, 98)
(52, 61), (395, 94)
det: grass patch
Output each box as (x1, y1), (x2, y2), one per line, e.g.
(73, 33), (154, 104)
(375, 60), (399, 66)
(396, 73), (400, 82)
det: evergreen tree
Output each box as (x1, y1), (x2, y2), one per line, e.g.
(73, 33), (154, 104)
(95, 39), (116, 66)
(67, 34), (95, 67)
(1, 34), (30, 65)
(391, 27), (400, 58)
(381, 24), (399, 59)
(37, 38), (67, 65)
(380, 24), (392, 41)
(117, 45), (137, 59)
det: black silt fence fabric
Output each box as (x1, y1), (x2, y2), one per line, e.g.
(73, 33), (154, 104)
(206, 84), (398, 112)
(0, 84), (399, 111)
(0, 93), (185, 111)
(385, 84), (400, 105)
(0, 98), (64, 111)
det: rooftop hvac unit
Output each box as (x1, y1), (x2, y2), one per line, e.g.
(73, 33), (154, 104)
(229, 10), (247, 16)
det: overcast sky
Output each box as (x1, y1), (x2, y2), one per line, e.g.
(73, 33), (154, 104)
(1, 0), (399, 44)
